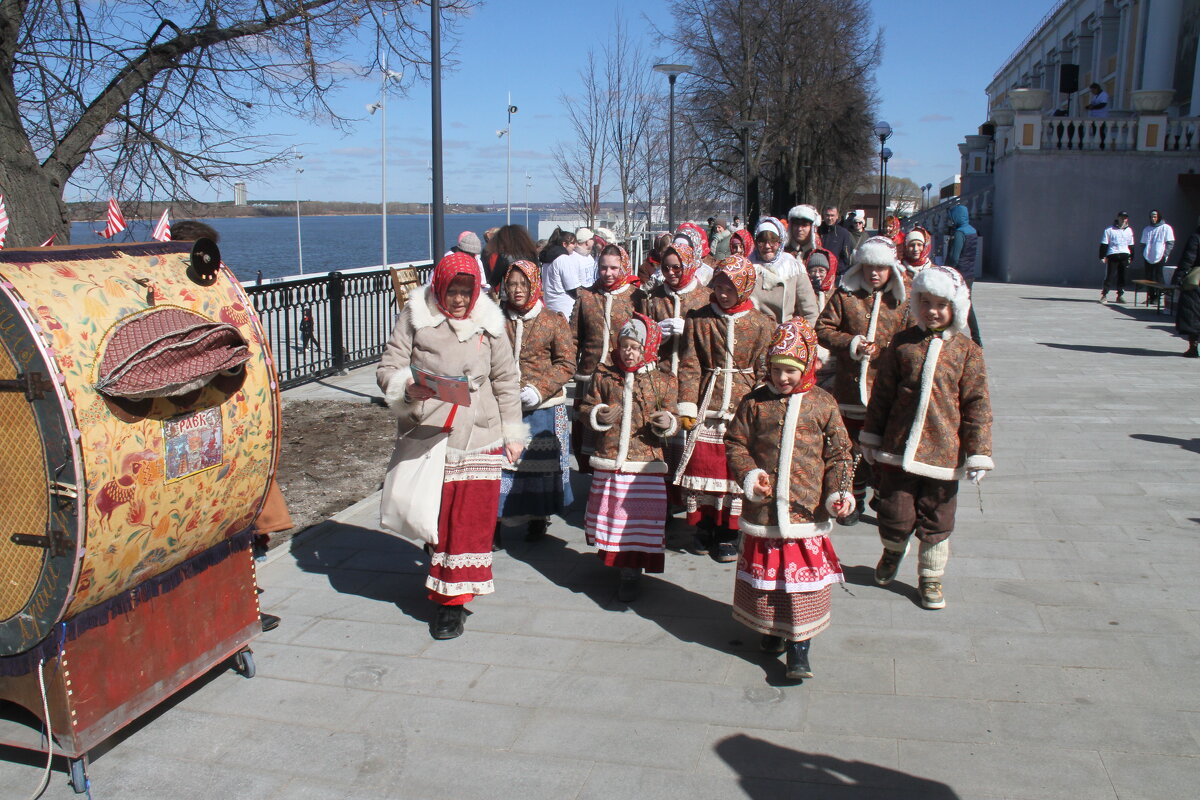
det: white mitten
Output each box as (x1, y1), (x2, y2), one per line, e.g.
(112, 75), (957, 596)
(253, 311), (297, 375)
(966, 469), (986, 485)
(519, 386), (540, 409)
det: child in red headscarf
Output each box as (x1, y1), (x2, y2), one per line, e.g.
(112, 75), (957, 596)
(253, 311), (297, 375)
(674, 255), (775, 562)
(724, 318), (854, 681)
(578, 312), (679, 602)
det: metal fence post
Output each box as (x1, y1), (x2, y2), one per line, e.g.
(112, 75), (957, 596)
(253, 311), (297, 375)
(329, 271), (346, 374)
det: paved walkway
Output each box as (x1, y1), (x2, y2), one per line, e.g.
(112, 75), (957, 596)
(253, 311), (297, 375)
(3, 283), (1199, 799)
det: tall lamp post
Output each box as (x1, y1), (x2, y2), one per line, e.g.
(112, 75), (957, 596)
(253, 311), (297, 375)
(881, 147), (893, 223)
(922, 182), (933, 209)
(524, 171), (533, 229)
(431, 0), (445, 260)
(293, 150), (304, 275)
(368, 65), (403, 270)
(653, 63), (692, 231)
(873, 121), (893, 232)
(497, 95), (519, 225)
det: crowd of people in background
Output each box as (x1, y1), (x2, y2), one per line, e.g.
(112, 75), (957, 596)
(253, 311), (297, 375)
(377, 207), (992, 682)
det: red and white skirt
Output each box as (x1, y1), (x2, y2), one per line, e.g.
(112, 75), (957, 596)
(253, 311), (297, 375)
(585, 470), (667, 573)
(676, 420), (741, 528)
(427, 447), (504, 602)
(732, 533), (844, 640)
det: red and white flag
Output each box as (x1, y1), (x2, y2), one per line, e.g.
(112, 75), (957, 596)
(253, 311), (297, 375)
(151, 207), (172, 242)
(0, 195), (9, 250)
(40, 233), (56, 247)
(96, 197), (126, 239)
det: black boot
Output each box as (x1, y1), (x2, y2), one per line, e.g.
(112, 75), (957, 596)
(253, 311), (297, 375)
(1185, 341), (1199, 359)
(431, 605), (466, 640)
(690, 519), (713, 555)
(711, 526), (738, 563)
(785, 639), (812, 680)
(760, 634), (785, 653)
(492, 521), (503, 552)
(525, 518), (548, 542)
(617, 567), (642, 602)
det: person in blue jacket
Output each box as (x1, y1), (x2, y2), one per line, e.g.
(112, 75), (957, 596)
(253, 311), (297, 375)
(944, 205), (983, 346)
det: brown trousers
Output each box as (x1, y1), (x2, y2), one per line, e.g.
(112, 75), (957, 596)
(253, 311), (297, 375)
(875, 466), (957, 545)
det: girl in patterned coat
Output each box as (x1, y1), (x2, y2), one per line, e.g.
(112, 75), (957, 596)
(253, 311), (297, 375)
(579, 313), (679, 601)
(725, 317), (854, 680)
(570, 244), (639, 468)
(675, 256), (775, 562)
(860, 266), (993, 610)
(496, 260), (577, 544)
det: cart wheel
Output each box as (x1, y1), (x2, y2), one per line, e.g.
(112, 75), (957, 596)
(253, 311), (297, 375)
(233, 648), (256, 679)
(69, 757), (88, 794)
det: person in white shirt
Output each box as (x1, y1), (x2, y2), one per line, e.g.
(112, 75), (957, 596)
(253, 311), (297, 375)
(1085, 83), (1109, 118)
(1099, 211), (1135, 303)
(573, 227), (598, 289)
(542, 230), (585, 317)
(1139, 210), (1175, 302)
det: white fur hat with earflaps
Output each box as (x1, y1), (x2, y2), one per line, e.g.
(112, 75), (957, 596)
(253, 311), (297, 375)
(910, 265), (971, 339)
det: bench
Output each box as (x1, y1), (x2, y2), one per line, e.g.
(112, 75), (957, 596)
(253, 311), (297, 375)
(1131, 280), (1178, 314)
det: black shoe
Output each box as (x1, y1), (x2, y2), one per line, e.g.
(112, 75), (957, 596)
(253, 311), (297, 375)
(711, 540), (739, 563)
(492, 521), (503, 552)
(260, 613), (281, 632)
(1185, 345), (1199, 359)
(431, 605), (466, 640)
(760, 634), (785, 654)
(525, 518), (548, 542)
(785, 640), (812, 680)
(617, 568), (641, 602)
(875, 548), (905, 585)
(689, 528), (712, 555)
(837, 504), (863, 526)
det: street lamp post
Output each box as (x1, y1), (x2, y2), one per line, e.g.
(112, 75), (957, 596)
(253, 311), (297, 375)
(293, 150), (304, 275)
(873, 121), (893, 233)
(368, 64), (403, 270)
(881, 147), (893, 223)
(524, 171), (532, 229)
(498, 95), (519, 225)
(431, 0), (445, 260)
(653, 63), (692, 231)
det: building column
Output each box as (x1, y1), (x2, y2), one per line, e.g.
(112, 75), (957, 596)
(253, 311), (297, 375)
(1140, 0), (1183, 91)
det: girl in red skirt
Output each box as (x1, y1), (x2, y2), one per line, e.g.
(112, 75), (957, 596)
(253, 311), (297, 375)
(725, 318), (855, 680)
(579, 313), (679, 601)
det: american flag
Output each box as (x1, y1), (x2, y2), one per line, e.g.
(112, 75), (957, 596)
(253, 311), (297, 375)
(151, 207), (171, 242)
(96, 197), (126, 239)
(40, 233), (57, 247)
(0, 195), (8, 250)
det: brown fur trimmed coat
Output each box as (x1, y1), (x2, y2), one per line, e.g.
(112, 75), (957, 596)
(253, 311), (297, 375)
(637, 278), (712, 375)
(578, 363), (679, 474)
(676, 303), (775, 421)
(503, 301), (576, 409)
(569, 283), (638, 381)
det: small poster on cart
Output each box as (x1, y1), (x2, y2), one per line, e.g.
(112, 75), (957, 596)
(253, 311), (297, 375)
(164, 407), (224, 482)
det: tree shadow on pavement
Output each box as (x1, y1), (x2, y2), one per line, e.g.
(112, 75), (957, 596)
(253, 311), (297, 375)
(1037, 341), (1179, 357)
(289, 522), (432, 624)
(506, 530), (799, 685)
(715, 734), (961, 799)
(1130, 433), (1200, 454)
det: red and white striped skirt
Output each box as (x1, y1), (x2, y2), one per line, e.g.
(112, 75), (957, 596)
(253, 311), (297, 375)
(585, 470), (667, 573)
(427, 447), (504, 602)
(676, 421), (741, 528)
(732, 533), (844, 640)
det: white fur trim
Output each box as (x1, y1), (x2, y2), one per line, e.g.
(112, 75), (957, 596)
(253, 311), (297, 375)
(653, 413), (679, 439)
(534, 388), (568, 410)
(899, 335), (942, 476)
(615, 372), (635, 469)
(408, 285), (506, 342)
(787, 204), (819, 223)
(739, 519), (834, 540)
(840, 259), (906, 304)
(849, 334), (868, 362)
(383, 370), (415, 411)
(503, 421), (532, 444)
(911, 267), (970, 336)
(677, 402), (699, 419)
(874, 449), (960, 481)
(590, 403), (615, 431)
(774, 393), (803, 528)
(743, 468), (770, 502)
(825, 491), (855, 517)
(589, 457), (668, 475)
(964, 454), (994, 471)
(858, 291), (883, 408)
(858, 430), (883, 448)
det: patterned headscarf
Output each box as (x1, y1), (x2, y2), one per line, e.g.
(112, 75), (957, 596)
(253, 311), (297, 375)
(503, 259), (542, 313)
(754, 216), (788, 248)
(676, 222), (710, 258)
(884, 216), (905, 247)
(599, 245), (637, 292)
(432, 251), (481, 318)
(805, 248), (839, 294)
(662, 242), (699, 288)
(713, 255), (757, 307)
(730, 229), (755, 259)
(615, 312), (663, 373)
(768, 318), (819, 393)
(903, 226), (934, 267)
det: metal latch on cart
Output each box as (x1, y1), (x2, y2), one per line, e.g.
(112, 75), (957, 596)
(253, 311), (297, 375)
(0, 372), (54, 400)
(10, 530), (72, 557)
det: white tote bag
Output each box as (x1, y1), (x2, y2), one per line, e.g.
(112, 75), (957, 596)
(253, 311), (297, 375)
(380, 425), (449, 546)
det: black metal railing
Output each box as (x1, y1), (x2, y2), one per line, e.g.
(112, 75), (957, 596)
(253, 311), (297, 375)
(244, 262), (434, 389)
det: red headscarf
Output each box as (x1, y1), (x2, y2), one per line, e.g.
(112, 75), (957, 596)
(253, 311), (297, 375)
(902, 226), (934, 267)
(713, 255), (757, 312)
(768, 318), (819, 393)
(730, 229), (755, 259)
(615, 312), (664, 373)
(662, 242), (698, 288)
(676, 222), (710, 258)
(884, 216), (905, 248)
(432, 251), (481, 318)
(503, 259), (542, 313)
(805, 247), (839, 294)
(599, 245), (637, 292)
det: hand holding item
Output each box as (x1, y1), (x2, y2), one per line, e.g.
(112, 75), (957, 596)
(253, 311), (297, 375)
(596, 404), (621, 424)
(755, 471), (773, 499)
(505, 441), (525, 465)
(860, 341), (879, 359)
(967, 469), (986, 485)
(832, 496), (856, 519)
(680, 416), (696, 431)
(405, 383), (436, 402)
(519, 386), (540, 409)
(649, 410), (674, 432)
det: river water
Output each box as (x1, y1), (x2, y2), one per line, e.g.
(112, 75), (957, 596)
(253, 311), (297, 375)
(69, 212), (543, 282)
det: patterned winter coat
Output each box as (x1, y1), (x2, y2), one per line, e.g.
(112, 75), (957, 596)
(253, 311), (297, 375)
(860, 326), (993, 481)
(578, 362), (679, 474)
(637, 278), (712, 374)
(726, 385), (854, 535)
(377, 286), (527, 454)
(503, 300), (576, 409)
(570, 283), (639, 380)
(815, 266), (910, 420)
(677, 303), (775, 422)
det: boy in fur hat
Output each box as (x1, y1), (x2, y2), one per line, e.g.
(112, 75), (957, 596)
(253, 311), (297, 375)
(860, 266), (993, 610)
(579, 313), (679, 602)
(815, 236), (910, 524)
(725, 318), (854, 680)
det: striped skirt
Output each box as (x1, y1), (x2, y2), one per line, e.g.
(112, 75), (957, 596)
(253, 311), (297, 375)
(499, 405), (572, 521)
(732, 533), (844, 641)
(584, 470), (667, 573)
(677, 421), (742, 528)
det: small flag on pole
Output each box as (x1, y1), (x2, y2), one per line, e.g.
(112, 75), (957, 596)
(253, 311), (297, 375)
(151, 208), (172, 242)
(40, 233), (56, 247)
(96, 197), (126, 239)
(0, 195), (9, 250)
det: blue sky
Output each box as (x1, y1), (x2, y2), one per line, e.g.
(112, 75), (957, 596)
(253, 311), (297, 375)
(168, 0), (1057, 206)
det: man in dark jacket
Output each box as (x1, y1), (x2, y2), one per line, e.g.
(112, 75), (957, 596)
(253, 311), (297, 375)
(1173, 217), (1200, 357)
(944, 205), (982, 346)
(816, 206), (854, 279)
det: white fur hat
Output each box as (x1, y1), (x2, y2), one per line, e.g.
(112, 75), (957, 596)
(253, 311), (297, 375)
(841, 236), (905, 302)
(787, 204), (819, 223)
(911, 266), (971, 338)
(595, 227), (617, 244)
